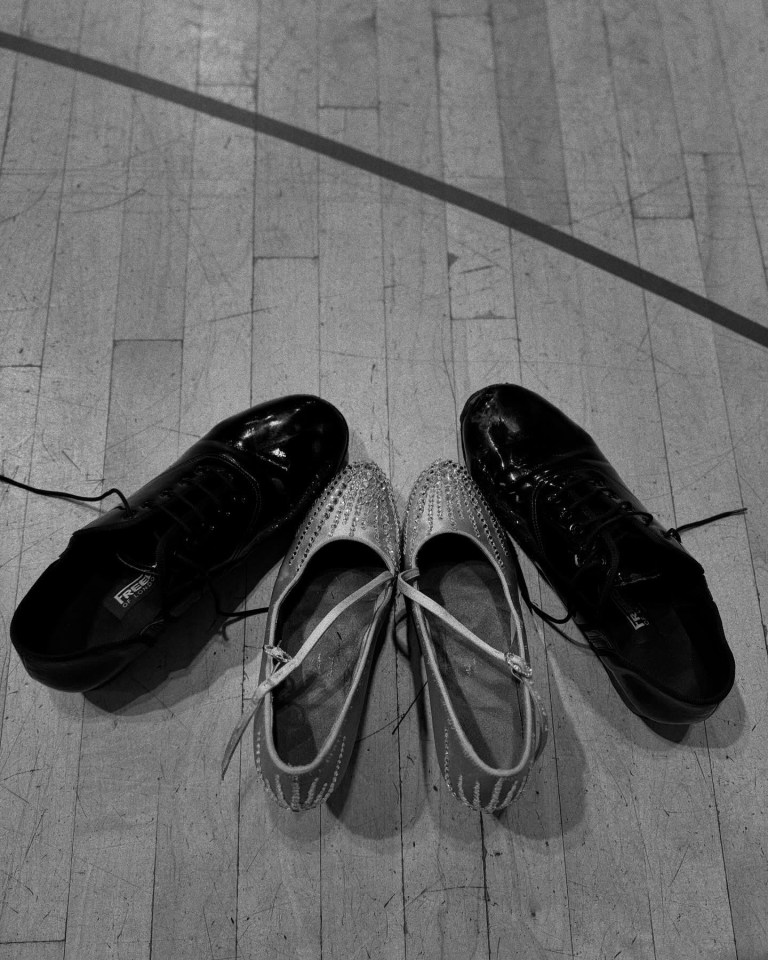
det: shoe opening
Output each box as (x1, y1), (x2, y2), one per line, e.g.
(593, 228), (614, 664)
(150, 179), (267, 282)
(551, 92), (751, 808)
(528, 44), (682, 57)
(11, 541), (164, 658)
(606, 574), (733, 704)
(271, 540), (389, 767)
(416, 533), (527, 771)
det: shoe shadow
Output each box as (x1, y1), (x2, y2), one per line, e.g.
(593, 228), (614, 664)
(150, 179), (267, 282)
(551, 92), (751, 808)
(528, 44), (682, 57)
(500, 647), (586, 840)
(622, 684), (746, 750)
(322, 604), (402, 841)
(384, 560), (583, 841)
(84, 531), (293, 714)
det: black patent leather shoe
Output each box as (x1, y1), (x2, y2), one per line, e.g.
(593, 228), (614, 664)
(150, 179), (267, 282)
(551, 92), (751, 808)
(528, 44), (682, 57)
(460, 383), (735, 725)
(11, 395), (348, 692)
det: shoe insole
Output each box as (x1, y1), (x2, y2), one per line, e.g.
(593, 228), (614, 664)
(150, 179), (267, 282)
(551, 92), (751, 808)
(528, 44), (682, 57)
(30, 554), (163, 655)
(607, 582), (722, 701)
(418, 535), (525, 771)
(272, 541), (386, 767)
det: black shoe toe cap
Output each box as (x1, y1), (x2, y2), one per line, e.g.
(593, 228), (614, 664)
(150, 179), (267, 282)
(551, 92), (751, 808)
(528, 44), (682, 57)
(461, 383), (597, 481)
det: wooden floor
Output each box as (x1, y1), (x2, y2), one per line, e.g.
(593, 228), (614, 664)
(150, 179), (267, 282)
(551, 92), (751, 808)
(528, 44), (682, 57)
(1, 0), (767, 957)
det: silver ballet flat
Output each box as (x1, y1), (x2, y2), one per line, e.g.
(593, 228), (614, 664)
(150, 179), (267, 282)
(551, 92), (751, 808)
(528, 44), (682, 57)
(223, 461), (399, 811)
(399, 460), (547, 812)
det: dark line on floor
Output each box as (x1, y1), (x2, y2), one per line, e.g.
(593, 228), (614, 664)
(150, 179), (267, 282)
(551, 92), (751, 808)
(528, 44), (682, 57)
(1, 29), (766, 349)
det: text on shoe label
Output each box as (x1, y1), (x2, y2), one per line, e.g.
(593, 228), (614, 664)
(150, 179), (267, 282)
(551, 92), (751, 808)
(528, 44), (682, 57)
(114, 572), (156, 609)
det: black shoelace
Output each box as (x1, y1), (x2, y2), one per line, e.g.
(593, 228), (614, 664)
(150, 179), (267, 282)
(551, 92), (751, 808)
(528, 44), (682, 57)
(0, 470), (747, 637)
(515, 471), (746, 643)
(0, 471), (268, 623)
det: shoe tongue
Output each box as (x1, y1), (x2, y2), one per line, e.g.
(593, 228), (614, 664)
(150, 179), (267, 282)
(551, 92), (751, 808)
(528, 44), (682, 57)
(611, 524), (700, 586)
(610, 528), (661, 583)
(98, 512), (173, 574)
(75, 502), (189, 574)
(74, 462), (259, 580)
(116, 525), (165, 574)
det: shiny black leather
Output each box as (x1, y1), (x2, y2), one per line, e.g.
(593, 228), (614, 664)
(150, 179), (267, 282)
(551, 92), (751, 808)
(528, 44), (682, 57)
(461, 383), (735, 724)
(76, 394), (348, 555)
(11, 394), (349, 691)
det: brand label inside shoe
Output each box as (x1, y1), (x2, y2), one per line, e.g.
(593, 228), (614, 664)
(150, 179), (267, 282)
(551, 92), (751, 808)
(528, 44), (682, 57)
(613, 593), (650, 631)
(104, 572), (157, 619)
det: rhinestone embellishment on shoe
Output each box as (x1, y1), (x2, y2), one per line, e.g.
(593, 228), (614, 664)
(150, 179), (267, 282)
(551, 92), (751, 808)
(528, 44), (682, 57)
(404, 460), (510, 570)
(287, 462), (399, 571)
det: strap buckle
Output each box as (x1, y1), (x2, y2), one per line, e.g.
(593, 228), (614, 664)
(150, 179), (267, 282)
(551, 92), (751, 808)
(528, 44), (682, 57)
(264, 643), (292, 665)
(505, 652), (533, 679)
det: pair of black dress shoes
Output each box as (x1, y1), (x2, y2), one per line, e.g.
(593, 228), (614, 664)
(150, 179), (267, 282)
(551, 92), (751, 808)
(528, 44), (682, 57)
(9, 386), (735, 727)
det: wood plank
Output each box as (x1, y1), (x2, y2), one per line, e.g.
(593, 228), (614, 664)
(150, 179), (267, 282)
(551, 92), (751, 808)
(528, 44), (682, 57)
(318, 0), (378, 108)
(432, 0), (489, 16)
(602, 0), (690, 218)
(143, 82), (255, 959)
(490, 0), (570, 226)
(252, 258), (320, 399)
(237, 572), (322, 960)
(318, 109), (388, 464)
(436, 14), (570, 960)
(0, 1), (125, 939)
(237, 792), (323, 960)
(181, 84), (254, 435)
(237, 258), (322, 960)
(514, 233), (643, 960)
(253, 0), (318, 258)
(64, 340), (181, 960)
(0, 944), (64, 960)
(115, 1), (198, 339)
(438, 15), (517, 326)
(685, 148), (768, 960)
(0, 0), (24, 180)
(710, 0), (768, 271)
(438, 20), (559, 959)
(0, 367), (38, 754)
(437, 11), (519, 443)
(378, 0), (456, 494)
(657, 0), (738, 153)
(18, 0), (84, 44)
(150, 668), (243, 960)
(317, 106), (403, 960)
(633, 218), (740, 958)
(541, 1), (685, 955)
(0, 51), (73, 365)
(686, 153), (768, 327)
(198, 0), (259, 87)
